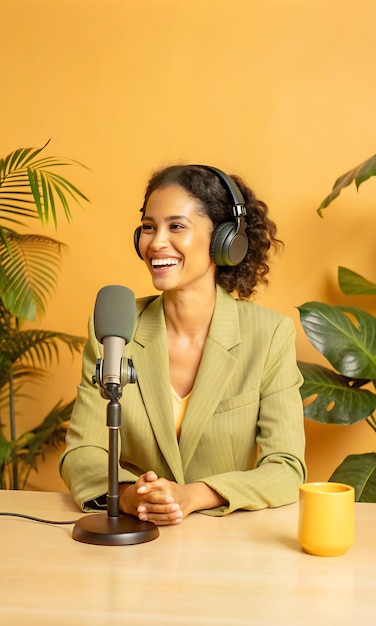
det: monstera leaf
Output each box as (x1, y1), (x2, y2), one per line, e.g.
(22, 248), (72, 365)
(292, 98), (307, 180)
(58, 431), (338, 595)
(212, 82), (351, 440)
(329, 453), (376, 502)
(298, 302), (376, 425)
(298, 362), (376, 425)
(298, 302), (376, 380)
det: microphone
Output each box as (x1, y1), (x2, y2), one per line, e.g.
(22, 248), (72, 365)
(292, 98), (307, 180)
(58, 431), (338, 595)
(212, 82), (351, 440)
(72, 285), (159, 546)
(93, 285), (137, 395)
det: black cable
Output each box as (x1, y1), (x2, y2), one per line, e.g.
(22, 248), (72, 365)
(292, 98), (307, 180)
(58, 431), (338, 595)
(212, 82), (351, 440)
(0, 511), (79, 525)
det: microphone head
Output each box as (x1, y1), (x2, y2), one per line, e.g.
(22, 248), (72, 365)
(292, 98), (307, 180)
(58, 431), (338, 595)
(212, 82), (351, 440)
(94, 285), (136, 344)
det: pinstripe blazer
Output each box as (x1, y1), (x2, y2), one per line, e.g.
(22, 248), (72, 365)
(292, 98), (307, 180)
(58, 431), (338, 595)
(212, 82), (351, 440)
(60, 286), (306, 515)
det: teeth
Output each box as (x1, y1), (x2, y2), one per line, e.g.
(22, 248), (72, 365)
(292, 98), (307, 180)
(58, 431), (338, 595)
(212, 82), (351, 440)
(151, 258), (179, 267)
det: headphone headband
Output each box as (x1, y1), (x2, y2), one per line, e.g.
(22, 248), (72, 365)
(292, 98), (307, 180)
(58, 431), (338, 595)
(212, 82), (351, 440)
(192, 165), (247, 217)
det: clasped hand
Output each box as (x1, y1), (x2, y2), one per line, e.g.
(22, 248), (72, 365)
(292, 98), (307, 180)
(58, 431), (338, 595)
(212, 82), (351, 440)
(120, 471), (187, 526)
(119, 470), (226, 526)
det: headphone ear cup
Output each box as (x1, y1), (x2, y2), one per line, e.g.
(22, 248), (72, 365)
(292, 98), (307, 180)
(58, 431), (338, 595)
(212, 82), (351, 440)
(210, 223), (235, 266)
(133, 226), (143, 260)
(210, 222), (248, 266)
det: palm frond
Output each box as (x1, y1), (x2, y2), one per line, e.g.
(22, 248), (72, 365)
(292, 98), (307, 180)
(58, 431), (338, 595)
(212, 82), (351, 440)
(0, 328), (86, 370)
(0, 141), (89, 228)
(2, 399), (74, 488)
(0, 143), (48, 178)
(0, 141), (89, 489)
(0, 366), (50, 407)
(0, 230), (66, 320)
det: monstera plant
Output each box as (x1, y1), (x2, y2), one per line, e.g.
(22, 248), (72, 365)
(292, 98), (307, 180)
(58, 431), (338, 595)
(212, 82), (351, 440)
(0, 141), (88, 488)
(298, 154), (376, 502)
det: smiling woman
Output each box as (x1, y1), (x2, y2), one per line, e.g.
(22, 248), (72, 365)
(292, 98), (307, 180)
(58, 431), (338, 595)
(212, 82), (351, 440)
(139, 185), (215, 294)
(59, 164), (307, 526)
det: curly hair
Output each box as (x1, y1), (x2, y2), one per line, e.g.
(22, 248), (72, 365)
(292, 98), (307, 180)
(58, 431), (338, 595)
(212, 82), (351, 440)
(141, 165), (282, 299)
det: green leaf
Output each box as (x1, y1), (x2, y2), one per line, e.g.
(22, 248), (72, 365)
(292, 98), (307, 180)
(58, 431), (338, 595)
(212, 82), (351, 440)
(0, 328), (86, 370)
(27, 167), (43, 221)
(0, 230), (66, 320)
(4, 398), (74, 489)
(329, 453), (376, 502)
(298, 302), (376, 379)
(0, 142), (89, 228)
(0, 143), (48, 182)
(298, 361), (376, 424)
(355, 155), (376, 188)
(338, 266), (376, 296)
(317, 154), (376, 216)
(0, 431), (14, 466)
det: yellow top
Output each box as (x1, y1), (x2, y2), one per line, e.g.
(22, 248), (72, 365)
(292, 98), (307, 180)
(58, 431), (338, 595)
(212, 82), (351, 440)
(171, 386), (191, 439)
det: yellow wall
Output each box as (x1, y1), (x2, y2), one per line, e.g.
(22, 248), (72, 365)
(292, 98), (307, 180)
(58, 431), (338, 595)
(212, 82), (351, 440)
(1, 0), (375, 491)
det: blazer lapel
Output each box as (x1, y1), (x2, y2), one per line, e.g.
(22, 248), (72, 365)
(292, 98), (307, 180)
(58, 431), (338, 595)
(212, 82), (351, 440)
(178, 288), (241, 472)
(131, 295), (185, 484)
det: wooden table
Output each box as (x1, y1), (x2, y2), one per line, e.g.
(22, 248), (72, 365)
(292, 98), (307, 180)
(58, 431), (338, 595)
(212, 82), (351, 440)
(0, 491), (374, 625)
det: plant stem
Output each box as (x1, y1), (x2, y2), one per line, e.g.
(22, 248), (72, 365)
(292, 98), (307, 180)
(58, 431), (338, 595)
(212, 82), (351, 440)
(9, 367), (19, 489)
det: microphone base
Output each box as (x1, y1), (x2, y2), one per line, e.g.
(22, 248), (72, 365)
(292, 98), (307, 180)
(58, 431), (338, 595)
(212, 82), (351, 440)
(72, 512), (159, 546)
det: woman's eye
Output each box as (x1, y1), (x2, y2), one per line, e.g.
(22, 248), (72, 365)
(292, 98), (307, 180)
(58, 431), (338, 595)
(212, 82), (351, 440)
(141, 222), (184, 233)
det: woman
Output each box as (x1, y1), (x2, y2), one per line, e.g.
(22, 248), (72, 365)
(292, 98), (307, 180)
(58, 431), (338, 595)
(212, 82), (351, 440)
(60, 164), (306, 526)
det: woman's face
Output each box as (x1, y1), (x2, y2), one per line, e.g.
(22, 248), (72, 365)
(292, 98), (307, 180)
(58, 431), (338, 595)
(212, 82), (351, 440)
(138, 184), (216, 293)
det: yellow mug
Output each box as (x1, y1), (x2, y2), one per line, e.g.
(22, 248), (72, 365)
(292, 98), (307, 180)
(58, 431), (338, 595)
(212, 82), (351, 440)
(298, 482), (355, 557)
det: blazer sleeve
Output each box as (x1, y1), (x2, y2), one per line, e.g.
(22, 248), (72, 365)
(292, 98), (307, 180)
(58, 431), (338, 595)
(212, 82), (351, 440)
(198, 315), (307, 516)
(59, 314), (138, 511)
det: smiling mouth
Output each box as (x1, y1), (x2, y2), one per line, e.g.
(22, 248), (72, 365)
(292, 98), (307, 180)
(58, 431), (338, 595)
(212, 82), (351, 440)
(150, 258), (180, 268)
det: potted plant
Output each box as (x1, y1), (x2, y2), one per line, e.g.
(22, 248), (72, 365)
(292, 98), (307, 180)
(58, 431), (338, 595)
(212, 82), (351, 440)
(0, 140), (89, 488)
(298, 154), (376, 502)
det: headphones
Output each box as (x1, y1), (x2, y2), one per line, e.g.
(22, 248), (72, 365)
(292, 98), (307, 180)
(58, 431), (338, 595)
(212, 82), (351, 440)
(133, 165), (248, 267)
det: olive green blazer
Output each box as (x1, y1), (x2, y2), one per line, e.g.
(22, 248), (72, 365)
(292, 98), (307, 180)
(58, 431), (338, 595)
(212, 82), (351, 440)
(60, 287), (306, 515)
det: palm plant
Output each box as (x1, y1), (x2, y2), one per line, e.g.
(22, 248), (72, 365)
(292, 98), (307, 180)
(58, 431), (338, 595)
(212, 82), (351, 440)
(298, 154), (376, 501)
(0, 140), (89, 488)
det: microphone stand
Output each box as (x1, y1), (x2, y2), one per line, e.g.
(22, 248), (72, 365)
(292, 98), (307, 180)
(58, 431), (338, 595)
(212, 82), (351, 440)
(72, 364), (159, 546)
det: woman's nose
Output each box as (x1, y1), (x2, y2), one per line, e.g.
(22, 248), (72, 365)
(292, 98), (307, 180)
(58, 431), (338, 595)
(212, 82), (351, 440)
(149, 228), (169, 250)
